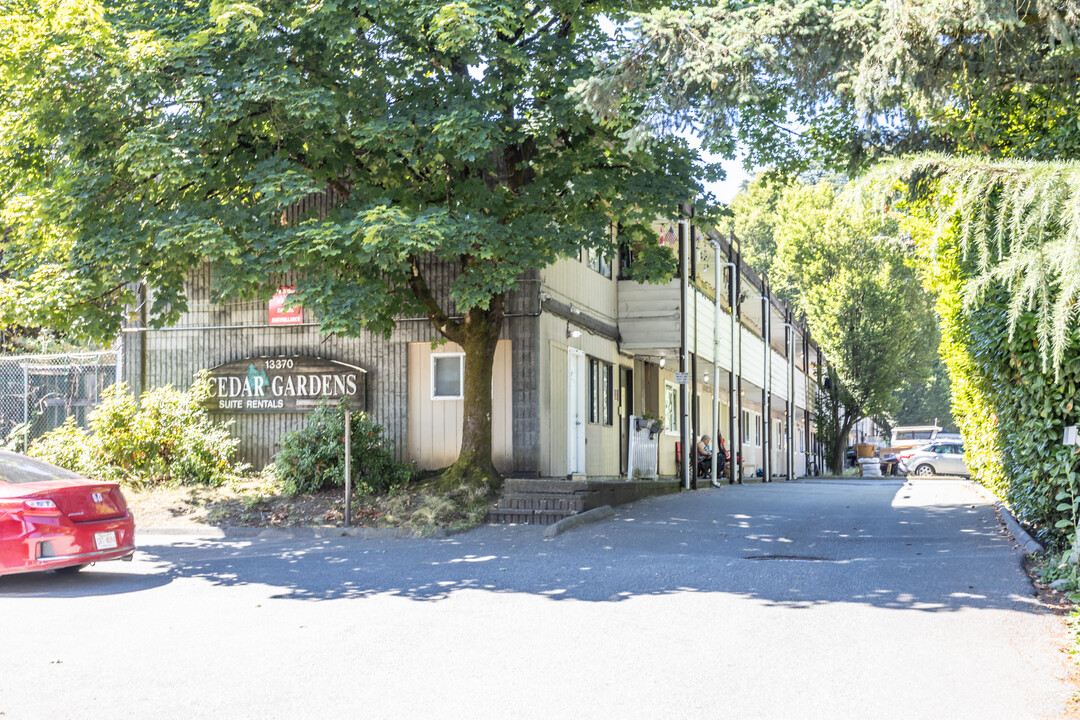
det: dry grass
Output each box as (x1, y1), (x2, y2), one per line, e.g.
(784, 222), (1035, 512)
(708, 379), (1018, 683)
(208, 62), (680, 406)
(123, 475), (495, 534)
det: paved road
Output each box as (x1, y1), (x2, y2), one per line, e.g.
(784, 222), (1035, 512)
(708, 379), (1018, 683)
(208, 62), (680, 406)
(0, 478), (1073, 719)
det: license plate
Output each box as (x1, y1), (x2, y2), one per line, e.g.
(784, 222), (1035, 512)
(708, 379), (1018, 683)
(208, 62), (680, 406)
(94, 531), (117, 550)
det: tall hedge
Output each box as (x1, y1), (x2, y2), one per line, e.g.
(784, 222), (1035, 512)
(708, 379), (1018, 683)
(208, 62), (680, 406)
(931, 231), (1080, 547)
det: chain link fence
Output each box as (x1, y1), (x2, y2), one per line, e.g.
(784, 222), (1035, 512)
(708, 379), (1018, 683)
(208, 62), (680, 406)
(0, 350), (120, 452)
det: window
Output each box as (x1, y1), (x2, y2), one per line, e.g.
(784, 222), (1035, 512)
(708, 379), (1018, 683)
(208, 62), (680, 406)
(589, 358), (613, 426)
(775, 419), (785, 450)
(664, 382), (681, 435)
(754, 413), (762, 447)
(585, 248), (612, 278)
(432, 353), (464, 399)
(898, 429), (935, 441)
(741, 409), (751, 444)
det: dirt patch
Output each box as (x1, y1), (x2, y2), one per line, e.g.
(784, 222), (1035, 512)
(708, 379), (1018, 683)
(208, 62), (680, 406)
(124, 476), (495, 533)
(1023, 554), (1080, 719)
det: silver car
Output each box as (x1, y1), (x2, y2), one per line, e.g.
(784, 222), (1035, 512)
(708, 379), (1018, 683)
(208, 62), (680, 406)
(898, 441), (969, 477)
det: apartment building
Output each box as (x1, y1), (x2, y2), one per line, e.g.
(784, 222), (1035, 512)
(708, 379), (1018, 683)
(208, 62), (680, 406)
(120, 217), (830, 482)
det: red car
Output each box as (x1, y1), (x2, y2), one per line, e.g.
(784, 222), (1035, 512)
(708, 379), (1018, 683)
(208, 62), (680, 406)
(0, 451), (135, 576)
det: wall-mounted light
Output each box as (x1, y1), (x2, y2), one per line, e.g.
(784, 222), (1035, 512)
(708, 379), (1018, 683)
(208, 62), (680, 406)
(659, 357), (666, 368)
(566, 322), (582, 339)
(703, 372), (711, 384)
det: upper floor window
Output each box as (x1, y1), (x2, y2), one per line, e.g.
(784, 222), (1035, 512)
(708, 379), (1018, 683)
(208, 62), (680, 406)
(583, 248), (612, 279)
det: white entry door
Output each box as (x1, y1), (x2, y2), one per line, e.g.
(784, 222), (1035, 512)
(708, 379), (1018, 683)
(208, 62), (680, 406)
(567, 348), (587, 475)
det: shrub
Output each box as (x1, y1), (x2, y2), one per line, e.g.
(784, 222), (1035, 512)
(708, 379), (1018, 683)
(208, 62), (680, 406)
(273, 400), (411, 496)
(26, 417), (93, 474)
(29, 373), (242, 486)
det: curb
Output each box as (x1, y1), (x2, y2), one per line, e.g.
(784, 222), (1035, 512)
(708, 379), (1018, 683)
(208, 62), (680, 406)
(543, 505), (615, 537)
(993, 501), (1044, 555)
(963, 480), (1044, 555)
(137, 525), (446, 540)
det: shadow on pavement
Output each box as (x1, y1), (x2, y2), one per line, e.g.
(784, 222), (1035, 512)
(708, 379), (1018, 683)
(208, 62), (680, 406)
(0, 566), (171, 597)
(125, 481), (1040, 612)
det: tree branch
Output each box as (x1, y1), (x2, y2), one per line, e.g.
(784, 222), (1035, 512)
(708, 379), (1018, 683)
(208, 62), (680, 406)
(408, 256), (462, 341)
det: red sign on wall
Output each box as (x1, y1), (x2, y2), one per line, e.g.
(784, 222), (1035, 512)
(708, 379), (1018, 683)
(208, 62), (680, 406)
(268, 287), (303, 326)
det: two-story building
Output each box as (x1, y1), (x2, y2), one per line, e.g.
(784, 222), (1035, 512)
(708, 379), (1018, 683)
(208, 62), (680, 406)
(119, 215), (835, 485)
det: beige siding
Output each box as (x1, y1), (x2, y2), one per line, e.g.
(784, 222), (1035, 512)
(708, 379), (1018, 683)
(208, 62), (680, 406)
(740, 326), (766, 389)
(795, 369), (806, 411)
(407, 340), (513, 473)
(542, 256), (618, 322)
(546, 342), (568, 477)
(617, 279), (681, 350)
(689, 289), (734, 368)
(770, 348), (789, 401)
(538, 311), (622, 477)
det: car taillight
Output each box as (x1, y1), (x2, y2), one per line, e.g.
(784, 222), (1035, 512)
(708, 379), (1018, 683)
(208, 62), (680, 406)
(23, 499), (60, 515)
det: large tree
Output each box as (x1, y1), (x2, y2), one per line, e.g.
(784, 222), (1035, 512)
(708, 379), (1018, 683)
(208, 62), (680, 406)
(768, 182), (937, 472)
(0, 0), (709, 489)
(573, 0), (1080, 173)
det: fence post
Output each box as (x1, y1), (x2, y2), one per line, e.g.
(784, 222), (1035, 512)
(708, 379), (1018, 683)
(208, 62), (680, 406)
(22, 358), (29, 453)
(344, 408), (352, 527)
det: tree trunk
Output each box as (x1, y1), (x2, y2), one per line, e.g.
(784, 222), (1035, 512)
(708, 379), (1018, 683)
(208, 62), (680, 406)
(436, 300), (505, 493)
(829, 416), (857, 475)
(406, 258), (505, 494)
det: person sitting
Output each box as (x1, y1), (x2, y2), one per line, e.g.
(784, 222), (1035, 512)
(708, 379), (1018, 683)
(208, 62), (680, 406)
(716, 433), (729, 476)
(696, 434), (713, 478)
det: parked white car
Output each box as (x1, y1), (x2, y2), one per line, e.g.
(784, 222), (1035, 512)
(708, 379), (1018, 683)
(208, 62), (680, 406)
(898, 441), (969, 477)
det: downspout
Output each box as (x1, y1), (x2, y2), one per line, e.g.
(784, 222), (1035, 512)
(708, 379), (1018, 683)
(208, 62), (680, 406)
(734, 235), (743, 484)
(679, 220), (691, 490)
(690, 224), (698, 489)
(761, 281), (770, 482)
(786, 314), (795, 480)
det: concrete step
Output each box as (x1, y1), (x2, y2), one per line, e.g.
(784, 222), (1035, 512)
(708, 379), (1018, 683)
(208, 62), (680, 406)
(487, 507), (576, 525)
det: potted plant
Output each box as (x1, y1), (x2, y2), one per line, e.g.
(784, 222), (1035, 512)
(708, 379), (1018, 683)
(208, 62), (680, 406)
(639, 410), (663, 439)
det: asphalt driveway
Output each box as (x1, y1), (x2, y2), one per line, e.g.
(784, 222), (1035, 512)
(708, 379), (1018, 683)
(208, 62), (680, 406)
(0, 477), (1072, 719)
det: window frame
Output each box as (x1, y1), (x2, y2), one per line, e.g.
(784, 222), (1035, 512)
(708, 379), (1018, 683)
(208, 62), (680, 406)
(585, 248), (613, 279)
(588, 357), (614, 426)
(664, 381), (681, 437)
(431, 352), (465, 400)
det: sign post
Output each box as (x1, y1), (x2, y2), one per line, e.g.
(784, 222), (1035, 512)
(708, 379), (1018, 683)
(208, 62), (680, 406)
(344, 408), (352, 527)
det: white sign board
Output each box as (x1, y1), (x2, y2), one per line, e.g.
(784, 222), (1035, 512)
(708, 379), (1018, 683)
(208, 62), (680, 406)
(674, 372), (690, 384)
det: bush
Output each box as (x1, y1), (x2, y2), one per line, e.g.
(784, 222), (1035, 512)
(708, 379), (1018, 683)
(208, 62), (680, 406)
(29, 373), (243, 486)
(273, 400), (411, 496)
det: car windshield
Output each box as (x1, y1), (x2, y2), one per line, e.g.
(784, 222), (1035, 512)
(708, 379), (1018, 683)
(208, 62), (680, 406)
(0, 451), (81, 484)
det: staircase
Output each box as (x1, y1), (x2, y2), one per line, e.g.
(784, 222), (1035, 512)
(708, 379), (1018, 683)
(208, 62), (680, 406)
(488, 478), (680, 525)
